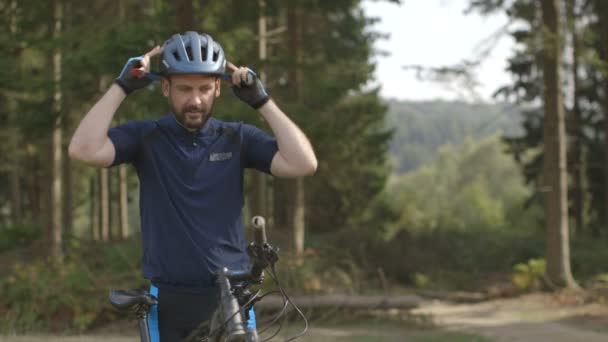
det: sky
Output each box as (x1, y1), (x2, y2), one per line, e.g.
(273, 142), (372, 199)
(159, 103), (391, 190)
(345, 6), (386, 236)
(361, 0), (515, 102)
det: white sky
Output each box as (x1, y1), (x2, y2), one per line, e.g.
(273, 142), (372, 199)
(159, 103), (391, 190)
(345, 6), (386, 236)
(362, 0), (515, 102)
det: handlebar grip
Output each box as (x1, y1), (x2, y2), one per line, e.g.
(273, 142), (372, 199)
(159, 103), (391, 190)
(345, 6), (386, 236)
(243, 69), (255, 87)
(226, 61), (255, 87)
(251, 216), (266, 245)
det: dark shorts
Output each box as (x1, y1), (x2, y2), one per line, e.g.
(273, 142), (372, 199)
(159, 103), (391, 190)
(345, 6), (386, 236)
(146, 284), (257, 342)
(147, 284), (219, 342)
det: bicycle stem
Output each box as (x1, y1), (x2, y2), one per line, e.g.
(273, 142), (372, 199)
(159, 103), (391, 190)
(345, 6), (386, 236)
(218, 267), (247, 342)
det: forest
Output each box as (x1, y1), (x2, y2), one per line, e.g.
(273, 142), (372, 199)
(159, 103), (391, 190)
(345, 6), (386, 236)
(2, 0), (608, 340)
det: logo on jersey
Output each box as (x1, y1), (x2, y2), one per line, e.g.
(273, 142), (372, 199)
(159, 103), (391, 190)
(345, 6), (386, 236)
(209, 152), (233, 162)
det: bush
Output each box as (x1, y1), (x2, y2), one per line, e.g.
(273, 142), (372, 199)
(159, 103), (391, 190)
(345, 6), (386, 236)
(511, 258), (545, 291)
(267, 248), (363, 295)
(375, 229), (545, 287)
(0, 237), (145, 333)
(0, 223), (40, 252)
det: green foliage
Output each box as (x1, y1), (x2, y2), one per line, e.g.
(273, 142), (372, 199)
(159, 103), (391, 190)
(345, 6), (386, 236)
(386, 100), (523, 173)
(268, 248), (365, 295)
(511, 258), (546, 292)
(468, 0), (608, 232)
(387, 134), (541, 238)
(570, 236), (608, 279)
(594, 273), (608, 283)
(0, 224), (41, 252)
(413, 273), (430, 289)
(377, 228), (545, 288)
(0, 238), (144, 333)
(370, 226), (608, 291)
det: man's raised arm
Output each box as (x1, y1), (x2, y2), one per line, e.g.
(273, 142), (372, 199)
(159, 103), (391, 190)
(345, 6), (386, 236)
(68, 46), (161, 167)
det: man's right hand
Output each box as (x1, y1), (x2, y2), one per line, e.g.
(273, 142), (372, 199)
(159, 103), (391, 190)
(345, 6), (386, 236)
(115, 45), (162, 95)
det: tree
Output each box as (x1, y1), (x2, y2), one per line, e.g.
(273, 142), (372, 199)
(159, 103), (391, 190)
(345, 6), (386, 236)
(50, 0), (64, 261)
(469, 0), (608, 237)
(566, 0), (586, 234)
(593, 0), (608, 236)
(248, 0), (272, 220)
(287, 1), (306, 257)
(541, 0), (577, 288)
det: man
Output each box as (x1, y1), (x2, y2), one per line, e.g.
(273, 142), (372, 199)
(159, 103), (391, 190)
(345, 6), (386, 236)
(68, 31), (317, 341)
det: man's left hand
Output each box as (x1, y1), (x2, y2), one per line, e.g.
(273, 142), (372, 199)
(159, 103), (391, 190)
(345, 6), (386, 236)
(227, 64), (270, 109)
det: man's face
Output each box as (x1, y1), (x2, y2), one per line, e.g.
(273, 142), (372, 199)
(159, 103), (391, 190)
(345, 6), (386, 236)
(161, 74), (221, 131)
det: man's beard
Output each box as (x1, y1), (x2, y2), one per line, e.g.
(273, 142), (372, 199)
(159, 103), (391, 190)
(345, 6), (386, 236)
(170, 97), (216, 131)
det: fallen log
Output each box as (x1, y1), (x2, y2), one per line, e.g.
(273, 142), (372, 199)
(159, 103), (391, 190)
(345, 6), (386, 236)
(255, 294), (423, 311)
(416, 290), (488, 303)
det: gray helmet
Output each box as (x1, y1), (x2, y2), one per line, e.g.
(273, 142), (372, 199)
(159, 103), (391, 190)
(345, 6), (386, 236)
(159, 31), (226, 76)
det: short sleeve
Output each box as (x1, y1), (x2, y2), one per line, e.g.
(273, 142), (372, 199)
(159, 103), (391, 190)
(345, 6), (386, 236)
(107, 120), (146, 166)
(241, 123), (278, 174)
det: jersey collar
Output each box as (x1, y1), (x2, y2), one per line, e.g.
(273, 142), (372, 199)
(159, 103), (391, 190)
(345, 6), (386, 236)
(167, 112), (216, 137)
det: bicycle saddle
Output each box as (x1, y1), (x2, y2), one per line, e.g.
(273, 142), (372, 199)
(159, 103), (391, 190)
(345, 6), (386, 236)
(109, 289), (158, 310)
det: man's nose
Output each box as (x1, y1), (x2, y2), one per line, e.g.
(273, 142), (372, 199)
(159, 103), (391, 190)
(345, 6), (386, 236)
(190, 93), (203, 105)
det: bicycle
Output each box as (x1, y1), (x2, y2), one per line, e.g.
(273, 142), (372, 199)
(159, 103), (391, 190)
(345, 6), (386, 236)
(109, 216), (308, 342)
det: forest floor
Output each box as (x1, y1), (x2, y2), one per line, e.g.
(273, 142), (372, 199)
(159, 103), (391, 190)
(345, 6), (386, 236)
(413, 290), (608, 341)
(2, 291), (608, 341)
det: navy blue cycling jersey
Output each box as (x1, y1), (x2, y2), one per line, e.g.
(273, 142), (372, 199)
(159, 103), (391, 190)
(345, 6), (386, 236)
(107, 113), (278, 288)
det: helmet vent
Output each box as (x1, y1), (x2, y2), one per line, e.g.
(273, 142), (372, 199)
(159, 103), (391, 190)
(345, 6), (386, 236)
(213, 50), (219, 62)
(172, 50), (180, 61)
(201, 46), (208, 61)
(185, 46), (193, 61)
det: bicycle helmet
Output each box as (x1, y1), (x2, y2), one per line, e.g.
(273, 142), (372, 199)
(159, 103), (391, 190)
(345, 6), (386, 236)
(159, 31), (226, 76)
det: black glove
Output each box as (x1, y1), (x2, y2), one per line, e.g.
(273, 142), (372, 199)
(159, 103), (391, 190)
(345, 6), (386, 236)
(115, 56), (154, 95)
(232, 69), (270, 109)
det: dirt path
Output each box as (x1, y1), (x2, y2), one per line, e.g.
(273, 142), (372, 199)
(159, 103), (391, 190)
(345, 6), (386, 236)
(413, 292), (608, 341)
(3, 293), (608, 341)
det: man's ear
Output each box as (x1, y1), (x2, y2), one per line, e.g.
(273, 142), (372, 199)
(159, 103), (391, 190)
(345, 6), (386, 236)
(161, 77), (170, 97)
(215, 77), (221, 97)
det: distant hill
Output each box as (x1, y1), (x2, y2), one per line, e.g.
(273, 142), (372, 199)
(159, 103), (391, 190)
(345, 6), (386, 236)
(385, 99), (524, 173)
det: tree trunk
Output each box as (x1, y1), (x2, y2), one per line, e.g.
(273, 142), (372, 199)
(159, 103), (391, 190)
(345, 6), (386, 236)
(596, 0), (608, 238)
(8, 101), (22, 225)
(566, 0), (585, 236)
(287, 4), (306, 257)
(119, 164), (130, 239)
(8, 0), (21, 226)
(50, 0), (64, 262)
(41, 148), (52, 245)
(62, 151), (72, 239)
(541, 0), (577, 288)
(109, 167), (116, 241)
(293, 178), (305, 254)
(10, 164), (22, 225)
(249, 0), (269, 219)
(31, 153), (45, 230)
(62, 0), (73, 240)
(100, 167), (110, 241)
(273, 180), (289, 232)
(91, 173), (100, 241)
